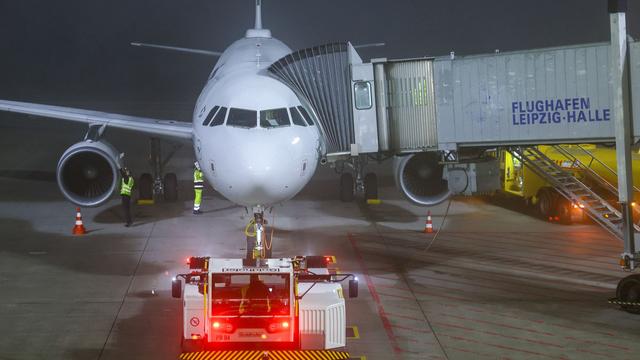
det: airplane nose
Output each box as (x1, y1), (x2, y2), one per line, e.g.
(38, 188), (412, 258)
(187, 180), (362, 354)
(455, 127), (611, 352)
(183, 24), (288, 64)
(230, 142), (295, 204)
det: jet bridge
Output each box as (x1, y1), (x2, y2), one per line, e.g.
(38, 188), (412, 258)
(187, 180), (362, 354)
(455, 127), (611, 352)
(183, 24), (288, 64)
(268, 5), (640, 282)
(270, 41), (640, 156)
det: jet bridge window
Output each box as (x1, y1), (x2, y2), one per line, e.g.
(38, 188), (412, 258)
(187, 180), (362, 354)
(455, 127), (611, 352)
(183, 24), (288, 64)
(227, 108), (257, 128)
(260, 108), (290, 128)
(202, 106), (219, 126)
(296, 106), (314, 126)
(210, 106), (227, 126)
(354, 81), (372, 110)
(289, 107), (307, 127)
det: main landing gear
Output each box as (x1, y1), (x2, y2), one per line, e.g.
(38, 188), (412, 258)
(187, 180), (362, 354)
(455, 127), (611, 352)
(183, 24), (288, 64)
(337, 156), (378, 203)
(138, 137), (182, 202)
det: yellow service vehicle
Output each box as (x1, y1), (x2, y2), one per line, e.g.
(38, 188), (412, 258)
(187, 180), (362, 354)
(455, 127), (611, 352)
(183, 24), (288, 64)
(498, 145), (640, 224)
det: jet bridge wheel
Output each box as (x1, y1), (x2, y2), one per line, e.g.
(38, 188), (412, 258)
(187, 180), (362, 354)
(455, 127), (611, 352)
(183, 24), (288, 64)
(163, 173), (178, 202)
(616, 274), (640, 314)
(364, 173), (378, 200)
(340, 173), (355, 202)
(138, 173), (153, 200)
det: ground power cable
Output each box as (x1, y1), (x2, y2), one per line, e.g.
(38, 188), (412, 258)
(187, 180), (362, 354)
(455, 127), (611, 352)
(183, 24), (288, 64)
(368, 199), (452, 359)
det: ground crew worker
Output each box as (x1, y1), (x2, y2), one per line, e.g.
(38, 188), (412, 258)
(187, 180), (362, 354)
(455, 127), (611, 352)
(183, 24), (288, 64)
(193, 161), (204, 215)
(120, 167), (134, 227)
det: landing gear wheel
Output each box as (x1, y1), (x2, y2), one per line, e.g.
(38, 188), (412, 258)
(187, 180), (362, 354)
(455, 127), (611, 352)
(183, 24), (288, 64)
(364, 173), (378, 201)
(556, 197), (572, 225)
(138, 173), (153, 200)
(340, 173), (354, 202)
(537, 188), (555, 219)
(163, 173), (178, 202)
(616, 274), (640, 314)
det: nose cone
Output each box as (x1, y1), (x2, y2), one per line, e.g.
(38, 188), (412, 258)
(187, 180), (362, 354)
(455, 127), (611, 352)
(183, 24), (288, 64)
(214, 130), (315, 207)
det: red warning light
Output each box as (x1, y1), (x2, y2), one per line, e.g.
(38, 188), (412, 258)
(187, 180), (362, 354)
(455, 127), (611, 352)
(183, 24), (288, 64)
(213, 321), (220, 329)
(282, 321), (289, 329)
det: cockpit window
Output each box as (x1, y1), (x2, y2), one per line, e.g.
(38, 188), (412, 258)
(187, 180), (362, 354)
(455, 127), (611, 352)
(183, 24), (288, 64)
(296, 106), (314, 126)
(227, 108), (257, 128)
(210, 106), (227, 126)
(289, 107), (307, 127)
(260, 108), (290, 128)
(202, 105), (219, 126)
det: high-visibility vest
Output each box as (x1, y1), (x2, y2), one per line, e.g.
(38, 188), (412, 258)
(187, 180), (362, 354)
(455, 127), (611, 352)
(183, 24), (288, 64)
(194, 169), (204, 189)
(120, 177), (134, 196)
(239, 285), (271, 314)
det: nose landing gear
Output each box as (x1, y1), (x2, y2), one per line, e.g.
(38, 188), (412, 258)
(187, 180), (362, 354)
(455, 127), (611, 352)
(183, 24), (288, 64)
(245, 211), (273, 260)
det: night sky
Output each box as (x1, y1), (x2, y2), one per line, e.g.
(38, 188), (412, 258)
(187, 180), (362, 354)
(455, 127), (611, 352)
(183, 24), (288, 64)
(0, 0), (638, 120)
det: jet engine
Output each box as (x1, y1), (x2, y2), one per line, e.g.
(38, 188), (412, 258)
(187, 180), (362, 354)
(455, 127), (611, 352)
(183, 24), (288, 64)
(393, 152), (451, 206)
(56, 140), (121, 207)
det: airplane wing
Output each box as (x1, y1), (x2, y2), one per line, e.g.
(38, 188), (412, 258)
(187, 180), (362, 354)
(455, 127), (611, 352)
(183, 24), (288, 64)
(0, 99), (192, 140)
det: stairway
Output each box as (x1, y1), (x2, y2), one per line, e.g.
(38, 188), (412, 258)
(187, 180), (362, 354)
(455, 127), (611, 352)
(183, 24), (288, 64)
(508, 146), (640, 241)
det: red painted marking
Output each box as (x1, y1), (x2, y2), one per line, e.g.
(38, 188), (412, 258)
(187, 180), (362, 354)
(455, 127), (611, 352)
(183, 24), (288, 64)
(385, 312), (426, 322)
(565, 336), (631, 351)
(440, 334), (569, 360)
(444, 313), (556, 337)
(348, 234), (402, 355)
(390, 323), (432, 334)
(437, 320), (563, 348)
(376, 291), (417, 301)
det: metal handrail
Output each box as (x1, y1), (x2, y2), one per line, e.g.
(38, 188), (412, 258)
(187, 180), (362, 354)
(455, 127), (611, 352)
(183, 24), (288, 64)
(572, 144), (640, 194)
(552, 145), (619, 196)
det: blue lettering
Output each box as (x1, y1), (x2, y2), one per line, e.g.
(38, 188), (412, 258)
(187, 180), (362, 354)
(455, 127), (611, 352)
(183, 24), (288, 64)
(580, 97), (590, 109)
(545, 100), (554, 112)
(565, 99), (572, 110)
(519, 113), (527, 125)
(555, 99), (565, 111)
(512, 102), (519, 113)
(577, 111), (587, 122)
(552, 112), (561, 123)
(531, 113), (539, 124)
(573, 98), (581, 110)
(539, 113), (547, 124)
(535, 101), (544, 112)
(567, 111), (576, 122)
(603, 109), (611, 121)
(512, 114), (518, 125)
(526, 101), (535, 112)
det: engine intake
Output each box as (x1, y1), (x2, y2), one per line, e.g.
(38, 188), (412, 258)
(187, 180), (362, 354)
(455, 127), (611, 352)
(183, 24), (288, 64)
(57, 140), (121, 207)
(393, 152), (451, 206)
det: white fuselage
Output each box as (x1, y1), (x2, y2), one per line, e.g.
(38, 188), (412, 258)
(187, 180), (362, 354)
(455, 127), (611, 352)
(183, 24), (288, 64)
(191, 33), (320, 208)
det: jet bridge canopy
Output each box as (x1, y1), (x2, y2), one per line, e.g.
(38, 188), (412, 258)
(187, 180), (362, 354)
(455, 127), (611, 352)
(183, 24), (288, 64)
(268, 41), (640, 156)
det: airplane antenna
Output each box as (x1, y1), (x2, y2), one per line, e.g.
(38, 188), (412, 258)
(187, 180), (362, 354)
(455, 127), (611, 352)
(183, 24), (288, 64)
(255, 0), (262, 30)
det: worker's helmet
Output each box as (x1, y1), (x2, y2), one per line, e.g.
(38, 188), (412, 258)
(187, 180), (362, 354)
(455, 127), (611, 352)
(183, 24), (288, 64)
(194, 161), (201, 170)
(122, 167), (130, 176)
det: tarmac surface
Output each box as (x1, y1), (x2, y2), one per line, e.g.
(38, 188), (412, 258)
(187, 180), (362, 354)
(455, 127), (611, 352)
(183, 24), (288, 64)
(2, 116), (640, 359)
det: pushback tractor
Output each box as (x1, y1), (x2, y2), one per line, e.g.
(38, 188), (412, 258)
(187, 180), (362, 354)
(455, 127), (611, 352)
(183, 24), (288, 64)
(172, 256), (357, 359)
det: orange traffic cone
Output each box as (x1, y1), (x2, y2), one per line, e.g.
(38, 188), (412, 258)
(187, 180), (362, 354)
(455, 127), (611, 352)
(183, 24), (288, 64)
(424, 211), (434, 233)
(72, 207), (86, 235)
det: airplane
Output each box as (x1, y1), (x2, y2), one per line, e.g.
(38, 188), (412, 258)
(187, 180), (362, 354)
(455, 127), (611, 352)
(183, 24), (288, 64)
(0, 1), (448, 255)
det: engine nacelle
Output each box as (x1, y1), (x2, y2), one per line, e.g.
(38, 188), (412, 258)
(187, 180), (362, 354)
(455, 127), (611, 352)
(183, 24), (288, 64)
(57, 140), (121, 207)
(393, 152), (451, 206)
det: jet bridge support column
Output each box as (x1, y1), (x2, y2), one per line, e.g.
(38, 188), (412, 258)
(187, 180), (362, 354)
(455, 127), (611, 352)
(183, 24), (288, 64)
(610, 0), (638, 269)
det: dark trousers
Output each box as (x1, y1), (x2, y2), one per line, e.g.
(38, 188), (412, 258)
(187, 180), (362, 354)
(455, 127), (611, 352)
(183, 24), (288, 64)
(121, 195), (132, 225)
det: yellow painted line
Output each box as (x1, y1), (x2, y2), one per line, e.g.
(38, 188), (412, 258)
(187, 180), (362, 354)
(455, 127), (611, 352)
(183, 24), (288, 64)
(366, 199), (381, 205)
(347, 325), (360, 340)
(137, 199), (154, 205)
